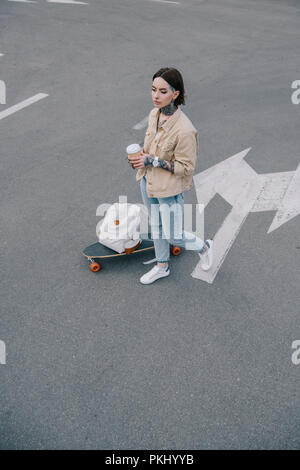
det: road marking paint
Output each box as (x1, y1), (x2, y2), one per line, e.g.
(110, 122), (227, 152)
(150, 0), (180, 4)
(8, 0), (37, 3)
(0, 80), (6, 104)
(0, 55), (5, 104)
(47, 0), (88, 4)
(191, 148), (300, 283)
(0, 340), (6, 365)
(0, 93), (48, 121)
(265, 162), (300, 233)
(133, 115), (149, 130)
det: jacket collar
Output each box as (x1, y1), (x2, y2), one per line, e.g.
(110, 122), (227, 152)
(154, 106), (181, 133)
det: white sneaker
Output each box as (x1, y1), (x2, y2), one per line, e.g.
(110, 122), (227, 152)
(199, 239), (213, 271)
(140, 264), (170, 284)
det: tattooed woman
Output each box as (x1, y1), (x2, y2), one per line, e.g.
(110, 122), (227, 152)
(129, 67), (213, 284)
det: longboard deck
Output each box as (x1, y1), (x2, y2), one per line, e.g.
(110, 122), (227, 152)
(82, 239), (154, 259)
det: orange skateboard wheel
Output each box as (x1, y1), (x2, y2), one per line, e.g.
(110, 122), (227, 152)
(172, 246), (181, 256)
(90, 262), (101, 272)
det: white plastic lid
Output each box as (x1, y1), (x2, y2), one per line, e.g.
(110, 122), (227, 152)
(126, 143), (142, 154)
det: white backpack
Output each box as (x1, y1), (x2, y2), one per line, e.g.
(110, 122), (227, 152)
(97, 202), (143, 254)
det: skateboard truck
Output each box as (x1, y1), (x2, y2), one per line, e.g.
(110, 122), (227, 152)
(87, 257), (101, 272)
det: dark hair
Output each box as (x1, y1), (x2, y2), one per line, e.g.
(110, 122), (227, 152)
(152, 67), (186, 107)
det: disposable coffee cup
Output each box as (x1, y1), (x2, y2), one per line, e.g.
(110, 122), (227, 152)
(126, 143), (142, 162)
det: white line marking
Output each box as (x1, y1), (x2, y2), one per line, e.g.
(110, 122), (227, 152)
(151, 0), (180, 4)
(0, 93), (48, 121)
(0, 80), (6, 104)
(8, 0), (37, 3)
(133, 116), (149, 130)
(0, 55), (5, 103)
(0, 340), (6, 365)
(191, 148), (300, 283)
(47, 0), (88, 4)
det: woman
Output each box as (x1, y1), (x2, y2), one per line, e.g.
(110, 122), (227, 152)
(129, 67), (213, 284)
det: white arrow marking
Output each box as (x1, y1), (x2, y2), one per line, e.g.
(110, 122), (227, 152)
(0, 93), (48, 121)
(133, 116), (149, 130)
(267, 162), (300, 233)
(251, 171), (295, 214)
(192, 148), (300, 283)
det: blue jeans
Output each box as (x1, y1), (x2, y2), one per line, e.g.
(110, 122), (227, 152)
(140, 175), (205, 263)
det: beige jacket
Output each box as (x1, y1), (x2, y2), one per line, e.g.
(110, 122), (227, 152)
(136, 106), (199, 198)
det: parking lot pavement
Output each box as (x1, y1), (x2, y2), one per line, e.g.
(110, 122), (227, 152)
(0, 0), (299, 450)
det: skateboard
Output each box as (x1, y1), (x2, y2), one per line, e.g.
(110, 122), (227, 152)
(82, 238), (181, 272)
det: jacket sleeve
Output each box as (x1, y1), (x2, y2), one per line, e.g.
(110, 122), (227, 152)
(173, 131), (198, 177)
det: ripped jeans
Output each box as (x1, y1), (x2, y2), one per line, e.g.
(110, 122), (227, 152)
(139, 174), (205, 263)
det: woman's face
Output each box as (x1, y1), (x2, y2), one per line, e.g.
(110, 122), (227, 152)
(152, 77), (180, 109)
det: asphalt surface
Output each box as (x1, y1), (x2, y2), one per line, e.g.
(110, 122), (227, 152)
(0, 0), (299, 450)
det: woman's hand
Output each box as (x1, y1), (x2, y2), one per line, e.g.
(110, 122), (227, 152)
(129, 150), (148, 169)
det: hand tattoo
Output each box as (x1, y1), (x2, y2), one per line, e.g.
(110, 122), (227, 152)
(144, 155), (174, 173)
